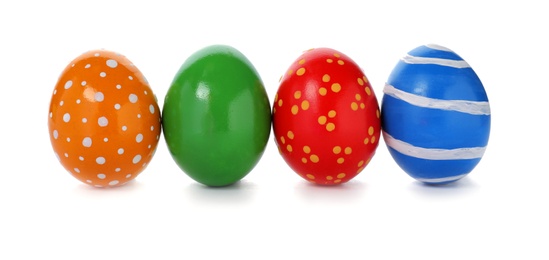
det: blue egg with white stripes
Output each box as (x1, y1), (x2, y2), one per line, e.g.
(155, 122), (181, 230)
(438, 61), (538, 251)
(381, 44), (491, 185)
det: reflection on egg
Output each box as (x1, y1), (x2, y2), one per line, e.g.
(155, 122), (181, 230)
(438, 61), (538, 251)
(381, 44), (491, 184)
(48, 50), (161, 187)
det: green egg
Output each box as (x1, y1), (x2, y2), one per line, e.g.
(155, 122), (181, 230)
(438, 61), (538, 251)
(162, 45), (271, 187)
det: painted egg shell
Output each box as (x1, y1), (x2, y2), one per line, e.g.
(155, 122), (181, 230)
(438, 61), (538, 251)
(273, 48), (381, 185)
(48, 50), (162, 187)
(162, 45), (271, 187)
(381, 44), (491, 184)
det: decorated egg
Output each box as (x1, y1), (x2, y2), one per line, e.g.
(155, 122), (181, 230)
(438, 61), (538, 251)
(381, 44), (491, 184)
(272, 48), (381, 185)
(48, 50), (162, 187)
(162, 45), (271, 187)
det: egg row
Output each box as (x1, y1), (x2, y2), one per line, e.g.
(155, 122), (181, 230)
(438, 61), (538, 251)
(48, 44), (491, 188)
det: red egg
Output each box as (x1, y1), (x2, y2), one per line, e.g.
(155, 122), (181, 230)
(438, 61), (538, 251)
(272, 48), (381, 185)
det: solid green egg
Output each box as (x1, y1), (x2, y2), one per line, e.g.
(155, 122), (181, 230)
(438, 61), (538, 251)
(162, 45), (271, 187)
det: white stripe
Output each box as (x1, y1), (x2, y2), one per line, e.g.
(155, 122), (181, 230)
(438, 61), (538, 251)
(415, 174), (468, 184)
(383, 84), (491, 115)
(383, 133), (486, 160)
(424, 44), (453, 52)
(401, 54), (470, 68)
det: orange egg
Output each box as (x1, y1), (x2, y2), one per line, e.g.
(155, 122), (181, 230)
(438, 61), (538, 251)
(48, 50), (161, 187)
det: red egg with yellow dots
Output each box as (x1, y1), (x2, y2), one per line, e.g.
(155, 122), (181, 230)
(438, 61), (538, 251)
(272, 48), (381, 185)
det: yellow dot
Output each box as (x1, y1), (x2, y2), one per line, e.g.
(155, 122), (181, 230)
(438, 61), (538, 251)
(287, 131), (294, 139)
(355, 94), (361, 101)
(360, 103), (365, 109)
(365, 87), (371, 96)
(334, 179), (342, 183)
(274, 94), (278, 102)
(318, 116), (327, 125)
(273, 107), (276, 113)
(287, 69), (293, 75)
(326, 176), (333, 181)
(278, 75), (282, 82)
(326, 59), (333, 63)
(358, 160), (364, 167)
(337, 158), (344, 164)
(310, 154), (319, 163)
(301, 100), (310, 110)
(278, 99), (283, 107)
(351, 102), (358, 111)
(291, 105), (299, 115)
(376, 109), (380, 118)
(364, 137), (369, 144)
(294, 91), (301, 99)
(306, 48), (315, 52)
(363, 76), (368, 83)
(319, 87), (327, 96)
(371, 136), (376, 144)
(280, 136), (286, 144)
(306, 174), (315, 180)
(326, 123), (335, 132)
(334, 53), (341, 58)
(331, 83), (341, 93)
(303, 146), (311, 154)
(322, 74), (330, 82)
(296, 68), (306, 76)
(328, 110), (336, 118)
(298, 59), (306, 65)
(368, 126), (374, 136)
(333, 146), (341, 154)
(357, 167), (364, 174)
(302, 158), (307, 163)
(337, 60), (345, 65)
(337, 173), (346, 179)
(287, 144), (293, 152)
(357, 78), (364, 86)
(344, 147), (352, 155)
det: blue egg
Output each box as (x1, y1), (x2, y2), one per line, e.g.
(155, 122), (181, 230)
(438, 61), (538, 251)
(381, 44), (491, 184)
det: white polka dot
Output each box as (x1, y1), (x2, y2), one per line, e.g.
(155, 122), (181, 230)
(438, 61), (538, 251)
(116, 84), (121, 89)
(82, 137), (92, 147)
(85, 64), (91, 69)
(129, 94), (138, 103)
(149, 105), (155, 114)
(59, 100), (64, 106)
(94, 92), (104, 102)
(94, 53), (100, 57)
(109, 180), (119, 186)
(118, 148), (124, 155)
(86, 180), (92, 183)
(64, 153), (69, 158)
(106, 59), (118, 68)
(64, 80), (72, 89)
(114, 104), (121, 110)
(76, 99), (81, 104)
(81, 81), (86, 86)
(147, 144), (151, 149)
(144, 91), (148, 95)
(79, 156), (84, 161)
(53, 130), (58, 139)
(74, 168), (80, 173)
(97, 173), (106, 179)
(66, 137), (70, 142)
(122, 126), (127, 131)
(126, 174), (131, 178)
(49, 112), (52, 118)
(55, 152), (60, 161)
(82, 118), (87, 123)
(136, 133), (143, 143)
(53, 89), (57, 95)
(132, 155), (142, 164)
(100, 72), (106, 77)
(63, 113), (70, 122)
(115, 168), (121, 172)
(98, 117), (108, 127)
(137, 114), (141, 118)
(150, 126), (154, 131)
(96, 157), (106, 165)
(129, 76), (133, 80)
(103, 137), (108, 142)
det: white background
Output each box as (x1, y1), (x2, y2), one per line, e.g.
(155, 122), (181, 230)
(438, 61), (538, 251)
(1, 1), (547, 259)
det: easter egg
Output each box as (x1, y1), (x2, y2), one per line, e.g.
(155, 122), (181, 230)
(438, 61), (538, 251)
(272, 48), (381, 185)
(381, 44), (491, 184)
(162, 45), (271, 187)
(48, 50), (162, 187)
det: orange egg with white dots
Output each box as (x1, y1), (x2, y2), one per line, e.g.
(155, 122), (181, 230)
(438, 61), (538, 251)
(272, 48), (381, 185)
(48, 50), (161, 187)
